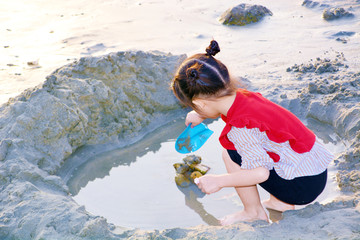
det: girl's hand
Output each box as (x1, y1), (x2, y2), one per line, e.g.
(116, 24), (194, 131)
(185, 110), (205, 127)
(195, 174), (222, 194)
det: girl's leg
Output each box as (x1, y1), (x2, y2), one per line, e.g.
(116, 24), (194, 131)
(220, 149), (268, 225)
(262, 194), (295, 212)
(259, 167), (327, 209)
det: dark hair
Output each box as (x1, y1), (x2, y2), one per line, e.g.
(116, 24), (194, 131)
(171, 40), (236, 110)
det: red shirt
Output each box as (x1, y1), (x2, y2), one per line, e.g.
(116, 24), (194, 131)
(219, 89), (316, 160)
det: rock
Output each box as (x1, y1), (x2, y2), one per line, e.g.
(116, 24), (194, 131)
(173, 155), (210, 187)
(219, 3), (272, 26)
(302, 0), (330, 9)
(323, 8), (354, 20)
(190, 171), (203, 182)
(175, 173), (191, 187)
(173, 163), (190, 174)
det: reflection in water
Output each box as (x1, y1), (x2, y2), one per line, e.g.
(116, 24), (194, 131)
(64, 118), (189, 195)
(177, 184), (220, 226)
(266, 208), (284, 223)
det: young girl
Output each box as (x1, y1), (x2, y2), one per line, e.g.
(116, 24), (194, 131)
(171, 40), (333, 225)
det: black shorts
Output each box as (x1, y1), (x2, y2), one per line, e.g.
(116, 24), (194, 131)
(227, 150), (327, 205)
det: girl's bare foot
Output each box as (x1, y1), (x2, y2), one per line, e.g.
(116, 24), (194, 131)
(262, 195), (295, 212)
(220, 208), (268, 225)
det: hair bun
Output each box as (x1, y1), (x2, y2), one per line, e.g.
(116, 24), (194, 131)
(206, 40), (220, 56)
(186, 68), (199, 85)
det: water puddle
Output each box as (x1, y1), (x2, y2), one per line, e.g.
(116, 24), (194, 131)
(65, 118), (343, 230)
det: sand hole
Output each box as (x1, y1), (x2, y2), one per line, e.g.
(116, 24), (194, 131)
(63, 118), (343, 230)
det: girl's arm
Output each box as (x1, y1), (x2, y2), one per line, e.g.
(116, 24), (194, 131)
(196, 167), (269, 194)
(185, 110), (206, 127)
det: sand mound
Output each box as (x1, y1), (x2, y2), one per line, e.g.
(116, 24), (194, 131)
(0, 49), (359, 239)
(0, 51), (185, 239)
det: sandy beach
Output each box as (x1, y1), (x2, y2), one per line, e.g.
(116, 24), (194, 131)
(0, 0), (360, 239)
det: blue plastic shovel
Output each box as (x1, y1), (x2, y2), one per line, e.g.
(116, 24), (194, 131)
(175, 123), (214, 154)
